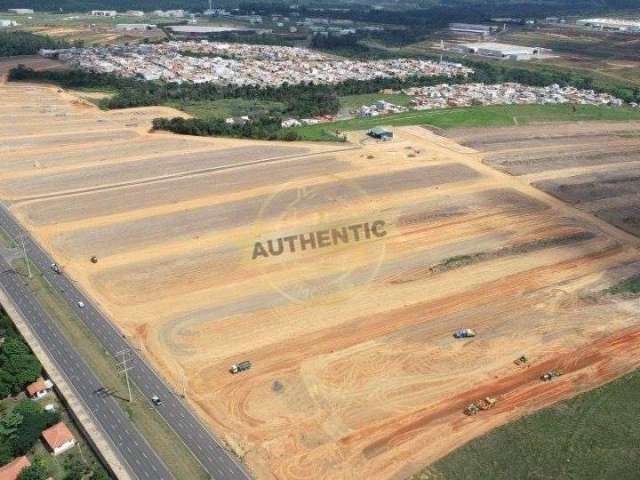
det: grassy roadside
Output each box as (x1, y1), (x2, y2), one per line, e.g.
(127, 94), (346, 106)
(11, 258), (209, 480)
(0, 225), (16, 248)
(293, 104), (640, 141)
(418, 368), (640, 480)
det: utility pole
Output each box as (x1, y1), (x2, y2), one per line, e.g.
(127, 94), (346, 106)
(116, 349), (133, 403)
(19, 236), (32, 279)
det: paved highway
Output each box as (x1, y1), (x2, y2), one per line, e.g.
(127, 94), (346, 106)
(0, 256), (174, 480)
(0, 206), (252, 480)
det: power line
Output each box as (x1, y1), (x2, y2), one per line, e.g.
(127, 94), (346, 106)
(115, 348), (133, 403)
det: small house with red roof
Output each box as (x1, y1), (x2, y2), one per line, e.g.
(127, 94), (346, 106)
(41, 422), (76, 456)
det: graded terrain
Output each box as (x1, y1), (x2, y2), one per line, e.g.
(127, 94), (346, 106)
(448, 122), (640, 238)
(2, 80), (640, 480)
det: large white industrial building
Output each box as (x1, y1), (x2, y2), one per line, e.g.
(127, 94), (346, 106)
(449, 23), (498, 37)
(90, 10), (118, 17)
(457, 42), (551, 61)
(577, 18), (640, 33)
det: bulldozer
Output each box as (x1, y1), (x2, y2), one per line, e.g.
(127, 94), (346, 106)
(541, 369), (563, 381)
(463, 397), (497, 416)
(514, 355), (528, 367)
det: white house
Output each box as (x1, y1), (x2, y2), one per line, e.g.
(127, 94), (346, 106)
(25, 378), (54, 400)
(42, 422), (76, 456)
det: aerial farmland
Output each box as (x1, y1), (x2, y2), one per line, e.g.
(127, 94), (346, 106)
(1, 79), (640, 480)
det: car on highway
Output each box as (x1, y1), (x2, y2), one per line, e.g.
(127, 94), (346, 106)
(77, 301), (85, 308)
(151, 395), (162, 406)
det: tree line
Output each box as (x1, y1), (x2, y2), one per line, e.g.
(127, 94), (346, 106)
(152, 116), (302, 140)
(0, 31), (69, 57)
(8, 64), (465, 113)
(0, 311), (41, 401)
(0, 309), (57, 471)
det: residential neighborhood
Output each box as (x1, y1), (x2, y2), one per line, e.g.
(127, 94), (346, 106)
(44, 42), (474, 86)
(402, 83), (625, 109)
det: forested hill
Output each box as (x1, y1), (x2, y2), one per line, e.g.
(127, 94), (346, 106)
(0, 0), (636, 15)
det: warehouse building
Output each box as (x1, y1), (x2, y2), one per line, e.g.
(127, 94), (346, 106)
(90, 10), (118, 17)
(577, 18), (640, 33)
(115, 24), (157, 31)
(7, 8), (33, 14)
(457, 42), (550, 61)
(168, 25), (262, 39)
(449, 23), (498, 37)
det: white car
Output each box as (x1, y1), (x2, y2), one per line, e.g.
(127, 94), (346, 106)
(77, 301), (85, 308)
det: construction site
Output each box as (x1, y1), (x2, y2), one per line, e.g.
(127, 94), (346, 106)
(1, 75), (640, 480)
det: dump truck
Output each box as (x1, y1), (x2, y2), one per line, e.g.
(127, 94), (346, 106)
(453, 328), (476, 339)
(541, 369), (563, 381)
(230, 361), (252, 374)
(464, 397), (497, 416)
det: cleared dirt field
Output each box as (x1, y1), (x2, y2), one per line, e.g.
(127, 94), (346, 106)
(449, 122), (640, 239)
(4, 82), (640, 480)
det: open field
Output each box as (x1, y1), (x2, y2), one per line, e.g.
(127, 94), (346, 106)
(448, 121), (640, 239)
(422, 367), (640, 480)
(167, 98), (288, 121)
(294, 104), (640, 141)
(2, 80), (640, 480)
(338, 93), (413, 112)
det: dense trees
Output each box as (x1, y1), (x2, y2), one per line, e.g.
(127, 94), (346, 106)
(152, 116), (301, 140)
(0, 312), (41, 399)
(0, 31), (69, 57)
(0, 400), (59, 463)
(0, 310), (53, 466)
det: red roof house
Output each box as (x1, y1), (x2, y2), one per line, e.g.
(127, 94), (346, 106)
(41, 422), (76, 456)
(0, 456), (31, 480)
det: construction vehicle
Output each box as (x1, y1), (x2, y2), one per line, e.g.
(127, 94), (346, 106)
(230, 361), (252, 374)
(50, 263), (62, 274)
(453, 328), (476, 339)
(464, 397), (497, 416)
(541, 369), (563, 381)
(514, 355), (528, 367)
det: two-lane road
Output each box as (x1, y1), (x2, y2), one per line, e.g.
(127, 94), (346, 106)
(0, 205), (251, 480)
